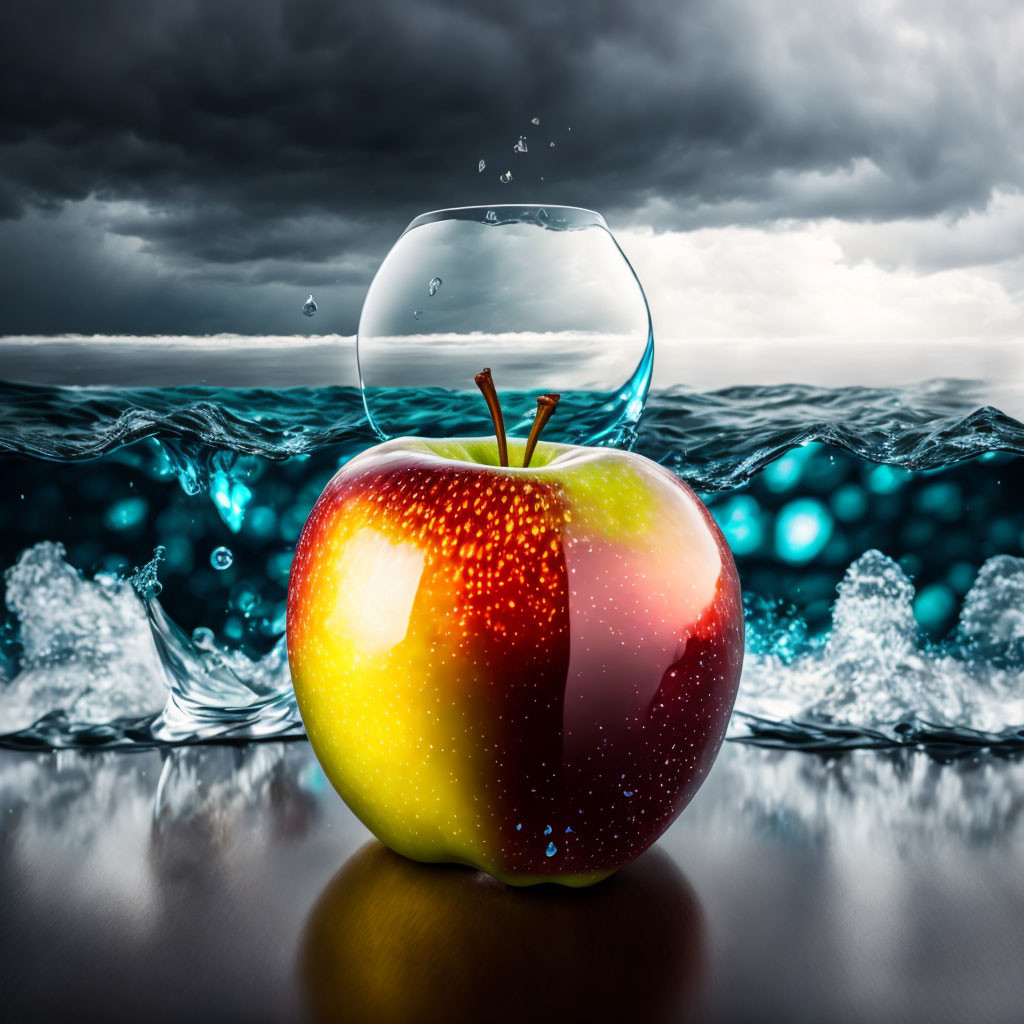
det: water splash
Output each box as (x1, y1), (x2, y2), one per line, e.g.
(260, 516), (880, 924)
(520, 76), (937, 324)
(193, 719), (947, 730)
(499, 170), (512, 183)
(735, 550), (1024, 750)
(513, 136), (528, 153)
(301, 295), (318, 317)
(1, 541), (1022, 751)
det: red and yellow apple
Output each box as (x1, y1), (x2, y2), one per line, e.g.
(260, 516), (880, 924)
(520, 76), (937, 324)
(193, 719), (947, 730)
(287, 431), (743, 886)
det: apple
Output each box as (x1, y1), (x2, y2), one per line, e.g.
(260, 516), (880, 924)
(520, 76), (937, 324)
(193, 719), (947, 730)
(287, 375), (743, 886)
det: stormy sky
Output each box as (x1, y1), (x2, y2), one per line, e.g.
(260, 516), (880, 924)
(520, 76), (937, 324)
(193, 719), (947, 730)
(1, 0), (1023, 347)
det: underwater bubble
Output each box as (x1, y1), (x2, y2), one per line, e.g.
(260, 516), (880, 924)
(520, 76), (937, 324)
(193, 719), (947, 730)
(514, 135), (528, 153)
(499, 170), (513, 183)
(104, 497), (148, 532)
(531, 116), (540, 125)
(478, 159), (486, 173)
(210, 546), (234, 571)
(713, 495), (764, 556)
(485, 209), (498, 222)
(543, 824), (553, 835)
(428, 276), (442, 297)
(545, 842), (557, 857)
(775, 499), (834, 564)
(301, 294), (318, 317)
(412, 309), (425, 320)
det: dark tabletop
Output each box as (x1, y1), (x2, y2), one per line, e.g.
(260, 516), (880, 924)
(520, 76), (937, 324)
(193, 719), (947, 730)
(1, 740), (1022, 1023)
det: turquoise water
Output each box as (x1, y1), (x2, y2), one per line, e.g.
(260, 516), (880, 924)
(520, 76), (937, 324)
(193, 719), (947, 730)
(1, 377), (1023, 750)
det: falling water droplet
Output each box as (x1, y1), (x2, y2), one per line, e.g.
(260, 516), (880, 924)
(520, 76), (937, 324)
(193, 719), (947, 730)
(549, 141), (555, 147)
(531, 117), (540, 125)
(623, 790), (634, 797)
(545, 842), (557, 857)
(515, 823), (522, 831)
(513, 135), (528, 153)
(478, 159), (486, 173)
(301, 294), (318, 317)
(485, 209), (498, 222)
(499, 170), (512, 183)
(428, 276), (442, 297)
(543, 824), (553, 835)
(412, 309), (425, 320)
(191, 626), (216, 650)
(210, 546), (234, 570)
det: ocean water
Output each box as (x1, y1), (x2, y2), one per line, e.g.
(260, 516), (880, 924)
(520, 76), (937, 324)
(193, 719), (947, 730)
(1, 344), (1023, 752)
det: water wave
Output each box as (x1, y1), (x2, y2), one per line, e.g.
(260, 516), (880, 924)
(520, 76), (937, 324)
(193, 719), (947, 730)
(2, 378), (1023, 492)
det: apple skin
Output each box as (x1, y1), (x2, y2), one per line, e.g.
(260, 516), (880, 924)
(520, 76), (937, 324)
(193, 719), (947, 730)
(287, 436), (743, 886)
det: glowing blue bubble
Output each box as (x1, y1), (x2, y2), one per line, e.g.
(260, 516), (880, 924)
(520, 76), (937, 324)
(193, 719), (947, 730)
(545, 842), (558, 857)
(917, 481), (962, 519)
(831, 484), (868, 522)
(914, 583), (955, 630)
(866, 464), (910, 494)
(946, 561), (976, 593)
(774, 499), (834, 563)
(762, 449), (809, 492)
(713, 495), (764, 555)
(104, 497), (148, 531)
(543, 824), (553, 835)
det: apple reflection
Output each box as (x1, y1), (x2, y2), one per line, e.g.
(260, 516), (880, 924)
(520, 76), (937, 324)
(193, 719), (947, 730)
(298, 842), (705, 1024)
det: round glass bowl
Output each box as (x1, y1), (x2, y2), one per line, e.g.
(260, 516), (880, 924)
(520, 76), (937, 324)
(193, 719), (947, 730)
(357, 205), (654, 448)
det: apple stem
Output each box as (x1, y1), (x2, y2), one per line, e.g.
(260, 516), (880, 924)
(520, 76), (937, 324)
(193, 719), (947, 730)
(474, 368), (509, 468)
(522, 394), (560, 468)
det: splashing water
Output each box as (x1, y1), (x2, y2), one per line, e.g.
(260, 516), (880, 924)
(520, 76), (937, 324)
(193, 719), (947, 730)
(301, 295), (318, 317)
(1, 377), (1023, 751)
(499, 171), (512, 183)
(514, 136), (528, 153)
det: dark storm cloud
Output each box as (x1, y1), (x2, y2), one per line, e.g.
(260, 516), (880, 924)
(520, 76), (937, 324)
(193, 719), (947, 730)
(0, 0), (1021, 333)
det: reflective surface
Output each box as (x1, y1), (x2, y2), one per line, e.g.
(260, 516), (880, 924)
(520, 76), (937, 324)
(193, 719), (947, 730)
(3, 742), (1024, 1022)
(356, 205), (654, 447)
(300, 843), (704, 1024)
(287, 437), (743, 884)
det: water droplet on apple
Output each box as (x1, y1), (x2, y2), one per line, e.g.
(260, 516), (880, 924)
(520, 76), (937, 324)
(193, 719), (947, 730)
(545, 842), (557, 857)
(428, 276), (442, 297)
(210, 546), (233, 570)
